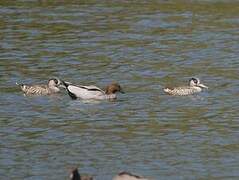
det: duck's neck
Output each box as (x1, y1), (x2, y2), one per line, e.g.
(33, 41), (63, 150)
(105, 94), (117, 99)
(104, 88), (110, 95)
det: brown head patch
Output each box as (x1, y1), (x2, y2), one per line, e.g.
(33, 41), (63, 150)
(105, 83), (124, 95)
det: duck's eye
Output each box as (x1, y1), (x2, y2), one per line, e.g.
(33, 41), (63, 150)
(53, 79), (58, 84)
(191, 78), (198, 84)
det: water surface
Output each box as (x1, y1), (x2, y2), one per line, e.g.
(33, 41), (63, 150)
(0, 0), (239, 179)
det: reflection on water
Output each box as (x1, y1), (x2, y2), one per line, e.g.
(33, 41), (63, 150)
(0, 0), (239, 179)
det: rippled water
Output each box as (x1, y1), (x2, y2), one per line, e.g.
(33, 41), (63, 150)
(0, 1), (239, 179)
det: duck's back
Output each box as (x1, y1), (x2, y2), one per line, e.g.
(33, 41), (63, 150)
(164, 86), (201, 96)
(20, 84), (51, 95)
(67, 85), (105, 100)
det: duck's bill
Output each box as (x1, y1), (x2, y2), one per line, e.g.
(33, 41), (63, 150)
(198, 83), (208, 89)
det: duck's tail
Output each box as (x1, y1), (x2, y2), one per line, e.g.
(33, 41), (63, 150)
(59, 80), (77, 100)
(59, 80), (72, 88)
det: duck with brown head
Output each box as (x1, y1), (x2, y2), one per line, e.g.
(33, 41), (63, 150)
(16, 78), (62, 95)
(61, 80), (124, 100)
(104, 82), (123, 94)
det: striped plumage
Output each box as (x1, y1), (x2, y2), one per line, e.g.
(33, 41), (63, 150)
(164, 78), (208, 96)
(113, 171), (149, 180)
(17, 78), (62, 95)
(164, 86), (202, 96)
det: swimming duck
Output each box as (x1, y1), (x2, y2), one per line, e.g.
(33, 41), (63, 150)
(16, 78), (62, 95)
(113, 171), (149, 180)
(70, 168), (93, 180)
(61, 81), (124, 100)
(163, 78), (208, 96)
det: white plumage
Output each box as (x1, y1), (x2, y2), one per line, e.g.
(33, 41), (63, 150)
(62, 81), (124, 100)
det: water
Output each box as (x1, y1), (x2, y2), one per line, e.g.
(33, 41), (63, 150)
(0, 0), (239, 179)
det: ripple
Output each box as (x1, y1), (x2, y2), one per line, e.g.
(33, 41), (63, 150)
(0, 0), (239, 179)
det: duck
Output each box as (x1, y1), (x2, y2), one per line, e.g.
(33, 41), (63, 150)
(61, 80), (124, 100)
(113, 171), (149, 180)
(16, 78), (62, 95)
(70, 168), (93, 180)
(163, 77), (208, 96)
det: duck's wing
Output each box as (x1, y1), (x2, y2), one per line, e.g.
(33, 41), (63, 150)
(66, 84), (105, 100)
(61, 80), (104, 93)
(78, 85), (105, 93)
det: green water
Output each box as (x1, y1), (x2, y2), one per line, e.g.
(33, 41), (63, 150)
(0, 0), (238, 179)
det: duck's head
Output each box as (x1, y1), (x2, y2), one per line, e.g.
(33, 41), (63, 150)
(48, 78), (62, 87)
(189, 78), (208, 89)
(105, 83), (125, 95)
